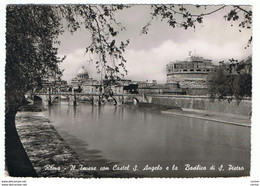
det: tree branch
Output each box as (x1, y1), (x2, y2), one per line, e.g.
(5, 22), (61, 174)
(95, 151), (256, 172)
(199, 5), (226, 16)
(166, 5), (226, 17)
(234, 5), (251, 15)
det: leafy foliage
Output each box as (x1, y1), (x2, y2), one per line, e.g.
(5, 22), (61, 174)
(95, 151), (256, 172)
(6, 4), (252, 111)
(6, 5), (64, 112)
(6, 4), (129, 111)
(142, 5), (252, 47)
(233, 74), (252, 99)
(57, 5), (130, 81)
(208, 57), (252, 103)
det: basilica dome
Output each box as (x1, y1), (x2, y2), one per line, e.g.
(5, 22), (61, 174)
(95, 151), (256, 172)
(77, 66), (89, 80)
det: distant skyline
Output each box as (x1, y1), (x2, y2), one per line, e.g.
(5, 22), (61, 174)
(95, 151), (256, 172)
(57, 5), (252, 83)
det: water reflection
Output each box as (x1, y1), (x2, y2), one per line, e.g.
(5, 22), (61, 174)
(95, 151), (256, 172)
(44, 101), (250, 177)
(73, 105), (77, 118)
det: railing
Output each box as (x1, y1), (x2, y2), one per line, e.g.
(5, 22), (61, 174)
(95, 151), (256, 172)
(34, 92), (252, 101)
(34, 92), (141, 97)
(151, 94), (252, 101)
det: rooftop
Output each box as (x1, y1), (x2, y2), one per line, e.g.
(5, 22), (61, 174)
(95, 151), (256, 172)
(168, 56), (212, 65)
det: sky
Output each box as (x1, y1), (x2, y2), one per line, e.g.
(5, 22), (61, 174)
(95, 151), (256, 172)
(57, 5), (252, 83)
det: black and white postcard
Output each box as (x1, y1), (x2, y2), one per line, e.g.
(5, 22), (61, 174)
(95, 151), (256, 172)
(1, 1), (260, 186)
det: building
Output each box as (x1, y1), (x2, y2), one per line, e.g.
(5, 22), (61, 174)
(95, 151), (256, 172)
(111, 79), (132, 94)
(139, 84), (167, 95)
(69, 66), (89, 87)
(131, 80), (167, 95)
(163, 82), (186, 95)
(68, 66), (101, 93)
(81, 79), (101, 94)
(68, 67), (132, 95)
(135, 80), (157, 88)
(166, 53), (217, 95)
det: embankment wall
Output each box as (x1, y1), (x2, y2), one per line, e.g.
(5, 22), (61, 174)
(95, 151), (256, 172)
(151, 96), (252, 117)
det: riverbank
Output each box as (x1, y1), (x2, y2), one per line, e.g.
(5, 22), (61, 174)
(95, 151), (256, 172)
(152, 96), (251, 117)
(15, 111), (138, 178)
(15, 112), (95, 177)
(161, 108), (251, 127)
(131, 102), (250, 127)
(132, 102), (182, 112)
(14, 104), (250, 178)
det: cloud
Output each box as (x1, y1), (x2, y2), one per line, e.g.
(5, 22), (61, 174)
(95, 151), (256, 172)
(124, 39), (251, 83)
(59, 49), (99, 81)
(60, 37), (251, 83)
(58, 5), (252, 83)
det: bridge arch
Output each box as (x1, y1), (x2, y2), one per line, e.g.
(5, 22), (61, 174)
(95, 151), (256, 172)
(124, 95), (139, 104)
(52, 96), (59, 102)
(33, 95), (60, 106)
(132, 97), (139, 103)
(33, 92), (148, 106)
(32, 95), (43, 105)
(33, 95), (43, 102)
(110, 96), (117, 106)
(84, 96), (94, 105)
(75, 95), (94, 105)
(33, 95), (42, 101)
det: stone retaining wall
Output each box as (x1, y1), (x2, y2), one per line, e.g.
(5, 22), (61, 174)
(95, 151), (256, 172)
(152, 96), (252, 117)
(15, 112), (137, 178)
(15, 112), (95, 178)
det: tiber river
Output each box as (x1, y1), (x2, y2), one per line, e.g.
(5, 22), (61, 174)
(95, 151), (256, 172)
(44, 101), (250, 177)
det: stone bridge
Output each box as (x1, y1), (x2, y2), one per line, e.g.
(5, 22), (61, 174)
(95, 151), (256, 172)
(33, 92), (153, 106)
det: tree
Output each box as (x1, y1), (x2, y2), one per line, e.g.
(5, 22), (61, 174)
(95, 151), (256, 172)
(6, 4), (130, 112)
(233, 73), (252, 99)
(6, 5), (64, 176)
(208, 67), (234, 101)
(6, 4), (252, 113)
(5, 4), (131, 176)
(145, 4), (252, 102)
(58, 5), (130, 80)
(142, 5), (252, 47)
(208, 56), (252, 102)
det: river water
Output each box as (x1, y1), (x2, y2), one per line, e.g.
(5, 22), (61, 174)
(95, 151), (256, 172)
(43, 101), (250, 177)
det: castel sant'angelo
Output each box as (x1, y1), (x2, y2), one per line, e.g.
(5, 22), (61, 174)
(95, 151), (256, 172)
(166, 52), (218, 95)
